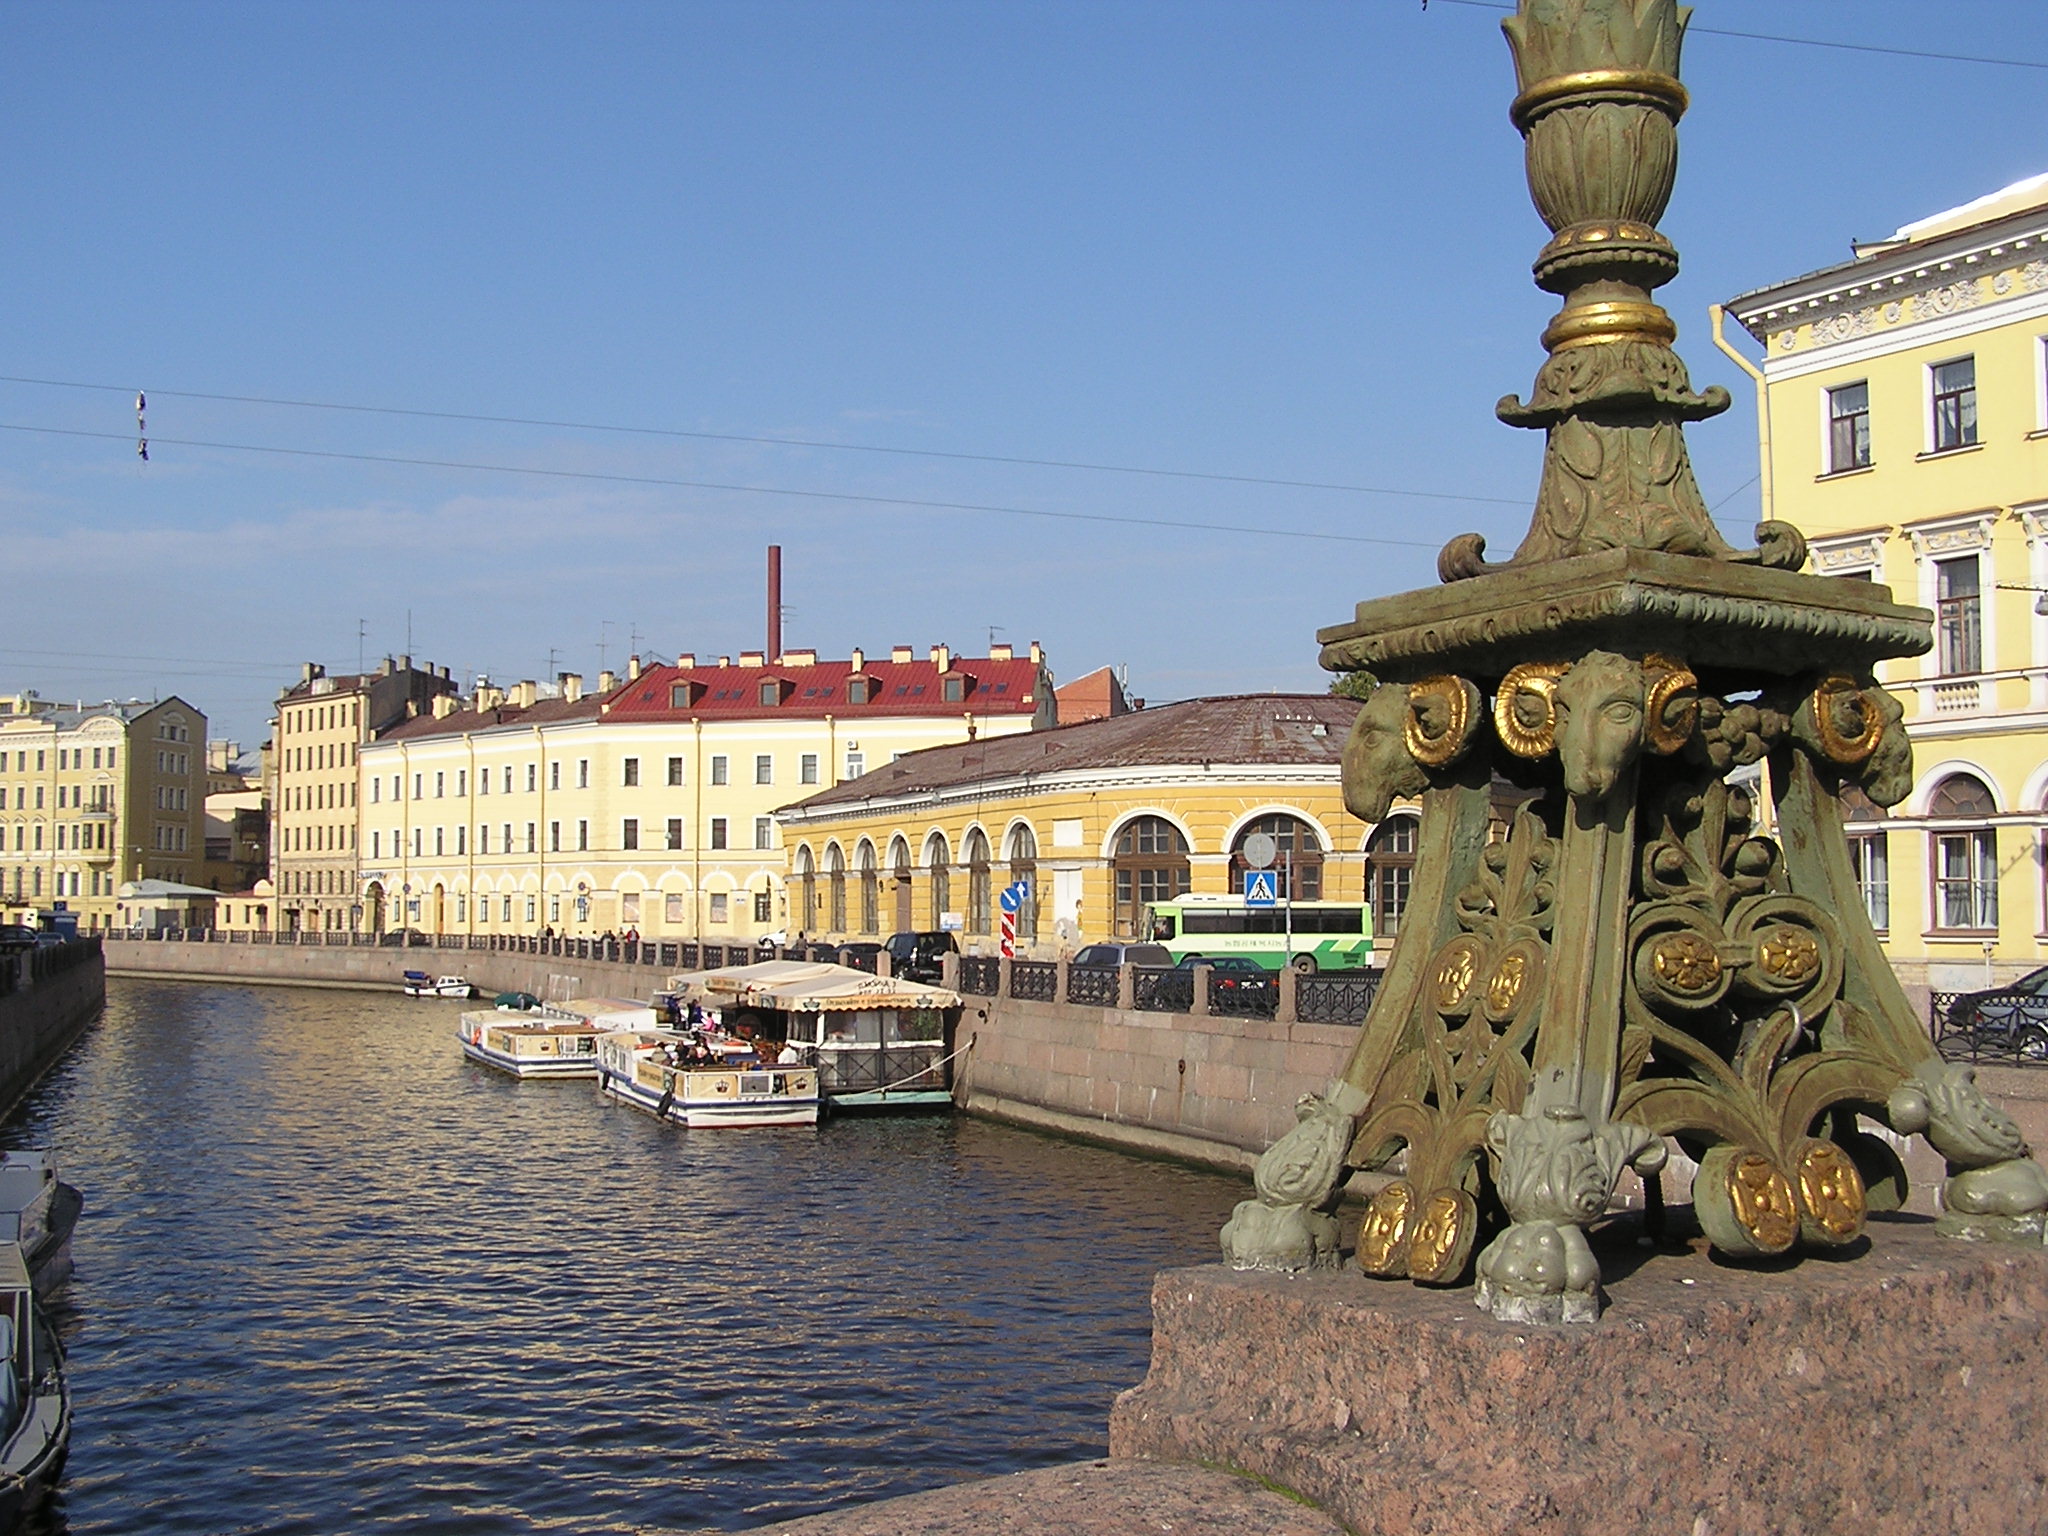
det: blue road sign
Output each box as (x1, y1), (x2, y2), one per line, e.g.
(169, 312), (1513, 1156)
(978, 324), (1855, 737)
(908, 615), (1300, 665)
(1244, 870), (1278, 907)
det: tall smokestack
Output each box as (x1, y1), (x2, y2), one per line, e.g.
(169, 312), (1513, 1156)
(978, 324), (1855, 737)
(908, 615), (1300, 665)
(767, 544), (783, 664)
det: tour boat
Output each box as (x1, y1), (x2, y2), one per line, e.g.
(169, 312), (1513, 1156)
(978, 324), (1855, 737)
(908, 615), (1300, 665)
(458, 997), (646, 1080)
(595, 1028), (820, 1127)
(0, 1243), (68, 1527)
(0, 1155), (80, 1298)
(403, 972), (474, 998)
(665, 959), (961, 1110)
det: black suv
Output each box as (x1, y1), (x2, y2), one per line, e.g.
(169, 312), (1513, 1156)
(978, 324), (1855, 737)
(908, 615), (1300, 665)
(883, 930), (957, 984)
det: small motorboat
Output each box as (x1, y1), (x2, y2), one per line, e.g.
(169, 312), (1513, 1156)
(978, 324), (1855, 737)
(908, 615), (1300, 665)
(403, 972), (474, 999)
(492, 991), (540, 1012)
(595, 1028), (819, 1127)
(0, 1156), (80, 1298)
(0, 1243), (68, 1527)
(458, 997), (643, 1079)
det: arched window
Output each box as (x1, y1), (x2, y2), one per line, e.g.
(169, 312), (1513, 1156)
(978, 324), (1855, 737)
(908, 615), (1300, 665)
(1366, 816), (1420, 944)
(1007, 823), (1038, 940)
(925, 832), (951, 928)
(890, 835), (913, 935)
(857, 840), (879, 935)
(964, 828), (992, 935)
(826, 843), (847, 933)
(1929, 773), (1997, 931)
(1230, 813), (1323, 900)
(1113, 815), (1191, 939)
(793, 846), (816, 936)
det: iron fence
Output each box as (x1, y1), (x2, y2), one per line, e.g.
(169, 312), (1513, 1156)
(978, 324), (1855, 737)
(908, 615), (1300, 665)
(1066, 964), (1119, 1008)
(1297, 970), (1382, 1026)
(1931, 990), (2048, 1067)
(959, 956), (1000, 996)
(1008, 960), (1057, 1003)
(1132, 966), (1184, 1013)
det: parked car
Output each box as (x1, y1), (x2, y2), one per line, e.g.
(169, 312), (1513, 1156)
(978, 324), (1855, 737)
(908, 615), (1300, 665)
(1153, 955), (1278, 1011)
(1070, 942), (1173, 969)
(820, 941), (885, 971)
(1939, 965), (2048, 1062)
(0, 925), (38, 951)
(883, 930), (958, 984)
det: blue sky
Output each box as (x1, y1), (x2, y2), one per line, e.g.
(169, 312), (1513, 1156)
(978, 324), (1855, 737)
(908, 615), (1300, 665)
(3, 1), (2045, 745)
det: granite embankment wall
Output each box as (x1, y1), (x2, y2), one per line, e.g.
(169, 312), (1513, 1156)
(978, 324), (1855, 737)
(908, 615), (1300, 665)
(0, 940), (106, 1118)
(105, 936), (658, 1002)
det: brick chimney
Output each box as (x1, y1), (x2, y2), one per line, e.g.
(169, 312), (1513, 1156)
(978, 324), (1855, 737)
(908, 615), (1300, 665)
(561, 673), (583, 703)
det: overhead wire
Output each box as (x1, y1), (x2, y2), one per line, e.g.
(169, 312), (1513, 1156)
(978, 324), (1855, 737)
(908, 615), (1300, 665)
(0, 421), (1463, 550)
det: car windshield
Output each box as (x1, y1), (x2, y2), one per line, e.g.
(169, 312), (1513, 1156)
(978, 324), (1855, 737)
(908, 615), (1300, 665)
(2014, 967), (2048, 996)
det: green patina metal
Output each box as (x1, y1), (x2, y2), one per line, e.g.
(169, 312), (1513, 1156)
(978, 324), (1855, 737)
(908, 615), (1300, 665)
(1221, 0), (2048, 1320)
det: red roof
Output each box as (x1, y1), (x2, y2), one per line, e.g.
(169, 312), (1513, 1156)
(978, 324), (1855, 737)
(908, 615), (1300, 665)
(601, 653), (1042, 723)
(376, 694), (599, 742)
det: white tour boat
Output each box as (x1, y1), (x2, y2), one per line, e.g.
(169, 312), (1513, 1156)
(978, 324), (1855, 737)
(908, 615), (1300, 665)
(595, 1027), (820, 1127)
(665, 959), (961, 1110)
(458, 997), (647, 1079)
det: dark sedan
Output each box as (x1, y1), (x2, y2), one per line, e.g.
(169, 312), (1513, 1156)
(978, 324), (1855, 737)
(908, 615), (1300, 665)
(1938, 965), (2048, 1063)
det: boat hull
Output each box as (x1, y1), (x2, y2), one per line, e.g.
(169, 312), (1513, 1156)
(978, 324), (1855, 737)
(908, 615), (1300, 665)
(0, 1310), (69, 1527)
(459, 1038), (600, 1079)
(598, 1067), (819, 1128)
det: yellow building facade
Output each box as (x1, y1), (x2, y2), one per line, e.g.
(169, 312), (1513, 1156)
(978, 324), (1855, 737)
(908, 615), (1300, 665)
(356, 645), (1054, 943)
(1728, 172), (2048, 992)
(0, 693), (208, 930)
(775, 694), (1434, 959)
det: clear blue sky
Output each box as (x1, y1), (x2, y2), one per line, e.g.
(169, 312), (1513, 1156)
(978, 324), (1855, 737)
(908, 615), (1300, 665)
(3, 1), (2045, 745)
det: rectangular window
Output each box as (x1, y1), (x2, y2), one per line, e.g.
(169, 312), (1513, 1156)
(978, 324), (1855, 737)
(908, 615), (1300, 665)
(667, 817), (683, 850)
(455, 825), (466, 855)
(502, 822), (512, 851)
(479, 770), (488, 796)
(1931, 357), (1977, 452)
(754, 816), (773, 850)
(413, 827), (422, 858)
(847, 677), (869, 704)
(371, 831), (381, 859)
(456, 769), (466, 797)
(525, 764), (535, 792)
(1936, 555), (1982, 675)
(754, 891), (773, 924)
(526, 822), (536, 853)
(665, 893), (685, 923)
(666, 756), (684, 786)
(435, 772), (444, 798)
(576, 819), (588, 851)
(622, 757), (640, 787)
(1847, 832), (1888, 931)
(549, 821), (561, 852)
(435, 827), (445, 856)
(800, 752), (819, 785)
(709, 892), (729, 923)
(412, 774), (423, 800)
(1826, 381), (1870, 472)
(550, 762), (560, 790)
(577, 759), (589, 789)
(710, 817), (728, 850)
(478, 824), (489, 854)
(710, 755), (728, 786)
(755, 754), (773, 785)
(622, 818), (639, 851)
(1934, 828), (1998, 931)
(845, 750), (864, 779)
(370, 778), (380, 804)
(758, 680), (779, 706)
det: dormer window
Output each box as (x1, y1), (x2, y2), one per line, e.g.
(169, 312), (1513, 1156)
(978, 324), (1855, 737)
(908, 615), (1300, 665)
(758, 679), (786, 707)
(847, 677), (872, 704)
(670, 681), (704, 708)
(942, 673), (973, 703)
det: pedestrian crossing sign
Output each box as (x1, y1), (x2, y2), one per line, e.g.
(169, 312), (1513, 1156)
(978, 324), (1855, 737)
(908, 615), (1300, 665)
(1244, 870), (1278, 907)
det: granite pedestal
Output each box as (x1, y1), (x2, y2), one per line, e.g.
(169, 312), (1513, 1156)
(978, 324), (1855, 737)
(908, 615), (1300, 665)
(1111, 1216), (2048, 1536)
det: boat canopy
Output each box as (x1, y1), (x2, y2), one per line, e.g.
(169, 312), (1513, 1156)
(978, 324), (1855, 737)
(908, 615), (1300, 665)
(667, 959), (961, 1013)
(554, 997), (659, 1029)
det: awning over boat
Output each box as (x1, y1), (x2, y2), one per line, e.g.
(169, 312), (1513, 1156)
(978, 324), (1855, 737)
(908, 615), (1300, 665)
(667, 960), (960, 1012)
(553, 997), (659, 1028)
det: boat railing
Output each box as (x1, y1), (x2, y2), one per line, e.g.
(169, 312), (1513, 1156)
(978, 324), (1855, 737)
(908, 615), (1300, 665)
(817, 1044), (947, 1094)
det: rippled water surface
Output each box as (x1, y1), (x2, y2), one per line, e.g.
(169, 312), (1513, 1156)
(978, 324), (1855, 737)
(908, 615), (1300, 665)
(11, 979), (1245, 1533)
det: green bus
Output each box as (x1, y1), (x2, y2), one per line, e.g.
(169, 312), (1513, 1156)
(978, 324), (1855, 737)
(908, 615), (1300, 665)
(1144, 894), (1372, 974)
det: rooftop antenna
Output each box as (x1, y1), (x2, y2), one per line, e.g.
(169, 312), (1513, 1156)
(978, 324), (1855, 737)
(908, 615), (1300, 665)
(546, 647), (561, 680)
(988, 625), (1006, 653)
(357, 618), (367, 677)
(597, 619), (613, 677)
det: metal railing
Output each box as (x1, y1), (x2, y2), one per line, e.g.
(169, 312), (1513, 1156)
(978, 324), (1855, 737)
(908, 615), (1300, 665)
(959, 956), (999, 996)
(1297, 970), (1382, 1026)
(1931, 990), (2048, 1067)
(1066, 964), (1118, 1008)
(1009, 960), (1057, 1003)
(1132, 966), (1184, 1013)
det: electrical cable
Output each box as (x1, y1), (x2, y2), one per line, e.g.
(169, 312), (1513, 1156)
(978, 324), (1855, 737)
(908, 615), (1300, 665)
(0, 421), (1462, 550)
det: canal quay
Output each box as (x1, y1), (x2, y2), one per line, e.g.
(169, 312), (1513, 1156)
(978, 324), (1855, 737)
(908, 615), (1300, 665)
(14, 977), (1250, 1534)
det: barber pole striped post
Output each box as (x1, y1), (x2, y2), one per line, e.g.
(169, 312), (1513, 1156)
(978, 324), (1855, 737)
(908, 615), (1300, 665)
(998, 879), (1030, 959)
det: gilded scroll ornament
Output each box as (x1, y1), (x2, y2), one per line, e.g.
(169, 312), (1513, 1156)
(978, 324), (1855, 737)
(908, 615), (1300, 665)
(1484, 942), (1543, 1024)
(1794, 1139), (1866, 1245)
(1404, 674), (1482, 767)
(1407, 1189), (1477, 1286)
(1356, 1180), (1415, 1277)
(1641, 653), (1698, 755)
(1809, 675), (1884, 766)
(1494, 661), (1566, 758)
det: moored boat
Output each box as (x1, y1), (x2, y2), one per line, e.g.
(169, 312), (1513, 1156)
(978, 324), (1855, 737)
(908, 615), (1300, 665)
(666, 960), (961, 1110)
(403, 972), (474, 998)
(0, 1155), (80, 1298)
(458, 997), (648, 1079)
(595, 1028), (819, 1127)
(0, 1243), (68, 1527)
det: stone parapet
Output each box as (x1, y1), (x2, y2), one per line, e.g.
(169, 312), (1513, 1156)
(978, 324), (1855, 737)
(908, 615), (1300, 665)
(1111, 1218), (2048, 1536)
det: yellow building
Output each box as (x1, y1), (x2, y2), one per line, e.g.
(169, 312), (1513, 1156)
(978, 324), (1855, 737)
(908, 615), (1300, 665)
(357, 643), (1054, 943)
(1726, 172), (2048, 993)
(0, 692), (208, 930)
(270, 656), (456, 934)
(775, 693), (1431, 958)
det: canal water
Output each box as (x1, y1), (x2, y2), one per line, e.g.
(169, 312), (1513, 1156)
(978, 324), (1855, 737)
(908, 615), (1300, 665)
(11, 979), (1247, 1534)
